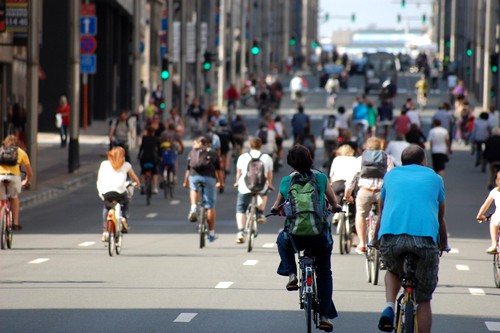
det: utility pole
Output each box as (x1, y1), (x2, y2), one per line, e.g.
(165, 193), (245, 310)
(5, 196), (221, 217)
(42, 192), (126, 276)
(283, 0), (290, 73)
(27, 0), (39, 189)
(229, 0), (236, 85)
(239, 0), (247, 84)
(179, 0), (186, 119)
(217, 0), (226, 110)
(449, 0), (456, 63)
(483, 0), (492, 110)
(132, 0), (141, 117)
(195, 0), (202, 97)
(165, 0), (173, 114)
(68, 0), (80, 173)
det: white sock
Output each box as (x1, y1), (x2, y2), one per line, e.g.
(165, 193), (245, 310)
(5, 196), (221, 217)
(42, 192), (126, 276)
(190, 204), (196, 212)
(209, 230), (215, 236)
(386, 302), (395, 311)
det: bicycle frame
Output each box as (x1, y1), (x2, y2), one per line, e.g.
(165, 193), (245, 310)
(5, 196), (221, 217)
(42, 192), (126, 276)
(366, 203), (381, 285)
(0, 179), (13, 250)
(196, 182), (208, 249)
(105, 200), (123, 257)
(244, 194), (259, 252)
(395, 253), (419, 333)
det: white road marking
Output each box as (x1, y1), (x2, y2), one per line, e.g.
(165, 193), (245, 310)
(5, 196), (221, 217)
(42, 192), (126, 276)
(449, 248), (459, 254)
(78, 241), (95, 247)
(170, 200), (180, 205)
(456, 265), (470, 271)
(243, 260), (258, 266)
(146, 213), (158, 218)
(263, 243), (275, 248)
(174, 313), (198, 323)
(215, 281), (233, 289)
(29, 258), (50, 264)
(485, 321), (500, 331)
(469, 288), (485, 296)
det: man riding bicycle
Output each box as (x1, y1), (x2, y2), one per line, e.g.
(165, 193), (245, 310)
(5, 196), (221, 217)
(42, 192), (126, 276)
(271, 145), (339, 332)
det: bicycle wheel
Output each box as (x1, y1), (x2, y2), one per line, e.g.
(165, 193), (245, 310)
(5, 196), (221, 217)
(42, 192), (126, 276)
(6, 210), (12, 249)
(107, 219), (115, 256)
(403, 301), (415, 333)
(494, 253), (500, 288)
(115, 221), (123, 255)
(168, 169), (175, 198)
(365, 250), (373, 283)
(199, 206), (206, 249)
(338, 212), (347, 255)
(162, 169), (168, 199)
(372, 249), (381, 285)
(0, 207), (6, 250)
(246, 206), (256, 252)
(145, 174), (152, 206)
(304, 294), (313, 333)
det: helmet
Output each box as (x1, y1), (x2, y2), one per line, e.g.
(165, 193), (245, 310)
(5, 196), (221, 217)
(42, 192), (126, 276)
(219, 118), (228, 126)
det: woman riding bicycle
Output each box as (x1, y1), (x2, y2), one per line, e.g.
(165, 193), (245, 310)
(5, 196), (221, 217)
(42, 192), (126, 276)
(476, 171), (500, 254)
(271, 145), (339, 332)
(97, 146), (140, 241)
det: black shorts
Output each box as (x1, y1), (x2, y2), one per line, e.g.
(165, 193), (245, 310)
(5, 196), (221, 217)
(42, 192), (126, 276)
(431, 153), (448, 172)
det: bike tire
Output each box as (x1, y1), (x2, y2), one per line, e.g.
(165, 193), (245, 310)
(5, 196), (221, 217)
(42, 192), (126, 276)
(338, 212), (347, 255)
(372, 249), (381, 285)
(0, 207), (6, 250)
(246, 206), (256, 253)
(6, 210), (12, 249)
(146, 175), (152, 206)
(304, 294), (313, 333)
(115, 222), (123, 255)
(494, 253), (500, 288)
(107, 220), (115, 257)
(404, 301), (415, 333)
(168, 170), (175, 198)
(365, 251), (373, 283)
(199, 206), (206, 249)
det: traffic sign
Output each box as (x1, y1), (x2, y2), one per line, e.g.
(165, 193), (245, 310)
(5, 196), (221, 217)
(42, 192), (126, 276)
(80, 3), (96, 16)
(80, 16), (97, 36)
(80, 35), (97, 54)
(80, 54), (96, 74)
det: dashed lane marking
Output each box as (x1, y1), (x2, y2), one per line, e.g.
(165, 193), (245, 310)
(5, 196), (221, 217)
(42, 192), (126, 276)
(263, 243), (275, 248)
(146, 213), (158, 218)
(456, 265), (470, 271)
(170, 200), (180, 205)
(485, 321), (500, 331)
(215, 281), (234, 289)
(78, 241), (95, 247)
(469, 288), (485, 296)
(243, 260), (258, 266)
(174, 313), (198, 323)
(29, 258), (50, 264)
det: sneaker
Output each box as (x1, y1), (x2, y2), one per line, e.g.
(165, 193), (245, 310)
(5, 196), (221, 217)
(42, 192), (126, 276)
(257, 214), (267, 224)
(188, 211), (197, 222)
(12, 224), (23, 231)
(153, 188), (159, 194)
(378, 307), (395, 332)
(121, 219), (129, 234)
(486, 246), (498, 254)
(102, 231), (108, 242)
(318, 316), (333, 332)
(208, 234), (218, 242)
(236, 231), (245, 244)
(286, 273), (299, 291)
(355, 245), (367, 254)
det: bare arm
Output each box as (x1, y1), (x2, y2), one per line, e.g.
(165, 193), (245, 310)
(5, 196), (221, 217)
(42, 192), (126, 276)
(127, 168), (141, 188)
(271, 191), (285, 211)
(437, 201), (449, 252)
(477, 196), (494, 221)
(22, 162), (33, 186)
(324, 181), (338, 208)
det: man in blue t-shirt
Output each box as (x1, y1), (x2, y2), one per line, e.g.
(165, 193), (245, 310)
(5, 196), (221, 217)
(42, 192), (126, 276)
(373, 144), (449, 333)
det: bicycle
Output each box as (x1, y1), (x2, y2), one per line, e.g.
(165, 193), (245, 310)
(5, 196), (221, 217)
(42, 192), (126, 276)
(195, 181), (208, 249)
(393, 252), (419, 333)
(366, 202), (381, 285)
(142, 162), (155, 205)
(161, 163), (175, 199)
(0, 178), (14, 250)
(244, 193), (260, 252)
(480, 213), (500, 287)
(336, 196), (353, 255)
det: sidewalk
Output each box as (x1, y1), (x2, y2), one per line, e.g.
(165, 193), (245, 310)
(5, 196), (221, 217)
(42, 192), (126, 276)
(20, 121), (111, 209)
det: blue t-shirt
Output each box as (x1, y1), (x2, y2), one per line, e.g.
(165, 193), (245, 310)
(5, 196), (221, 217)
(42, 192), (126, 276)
(378, 164), (445, 243)
(279, 170), (328, 211)
(353, 103), (368, 121)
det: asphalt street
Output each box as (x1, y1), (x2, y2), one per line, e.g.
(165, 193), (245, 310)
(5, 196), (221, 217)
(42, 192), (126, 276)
(1, 72), (499, 332)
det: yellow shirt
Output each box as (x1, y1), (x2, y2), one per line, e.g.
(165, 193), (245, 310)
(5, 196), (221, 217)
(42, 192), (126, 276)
(0, 148), (29, 176)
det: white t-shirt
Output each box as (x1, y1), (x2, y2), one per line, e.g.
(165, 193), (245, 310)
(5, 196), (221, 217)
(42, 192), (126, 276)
(428, 126), (449, 154)
(487, 188), (500, 226)
(97, 160), (132, 195)
(329, 155), (358, 183)
(385, 140), (411, 166)
(290, 76), (303, 92)
(336, 113), (349, 130)
(236, 150), (273, 194)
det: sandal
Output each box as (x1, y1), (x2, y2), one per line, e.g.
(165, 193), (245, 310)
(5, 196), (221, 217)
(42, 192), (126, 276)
(486, 246), (498, 254)
(12, 224), (23, 231)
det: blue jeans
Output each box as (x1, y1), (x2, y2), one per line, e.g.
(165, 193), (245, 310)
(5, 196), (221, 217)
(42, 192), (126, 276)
(188, 175), (217, 208)
(276, 230), (338, 319)
(60, 125), (68, 147)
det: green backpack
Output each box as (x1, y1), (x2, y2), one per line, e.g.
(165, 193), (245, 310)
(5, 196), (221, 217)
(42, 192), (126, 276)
(284, 170), (325, 236)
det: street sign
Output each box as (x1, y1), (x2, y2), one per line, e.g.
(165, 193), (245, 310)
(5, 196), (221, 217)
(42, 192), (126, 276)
(80, 35), (97, 54)
(80, 3), (95, 16)
(80, 54), (96, 74)
(5, 0), (27, 33)
(80, 16), (97, 36)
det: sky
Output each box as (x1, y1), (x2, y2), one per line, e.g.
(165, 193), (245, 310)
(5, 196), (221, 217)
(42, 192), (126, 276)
(319, 0), (433, 37)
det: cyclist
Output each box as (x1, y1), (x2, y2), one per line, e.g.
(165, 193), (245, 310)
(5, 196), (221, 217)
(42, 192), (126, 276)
(97, 146), (140, 241)
(476, 171), (500, 254)
(0, 135), (33, 231)
(159, 123), (184, 184)
(234, 137), (274, 243)
(183, 136), (224, 242)
(373, 144), (449, 333)
(271, 145), (339, 332)
(138, 126), (161, 194)
(109, 110), (134, 162)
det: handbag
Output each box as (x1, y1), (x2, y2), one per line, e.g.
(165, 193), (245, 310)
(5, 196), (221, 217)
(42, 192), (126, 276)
(55, 113), (62, 128)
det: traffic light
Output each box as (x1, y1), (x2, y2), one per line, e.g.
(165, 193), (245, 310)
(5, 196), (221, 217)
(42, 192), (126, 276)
(351, 13), (355, 23)
(397, 14), (401, 23)
(161, 57), (170, 80)
(311, 40), (319, 49)
(203, 51), (212, 71)
(445, 39), (451, 48)
(490, 53), (499, 73)
(289, 36), (297, 46)
(251, 40), (260, 55)
(466, 42), (473, 57)
(422, 14), (426, 23)
(401, 0), (406, 8)
(205, 83), (212, 94)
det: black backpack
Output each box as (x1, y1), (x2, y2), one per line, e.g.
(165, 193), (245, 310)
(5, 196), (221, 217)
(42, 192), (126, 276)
(189, 148), (212, 171)
(0, 146), (18, 166)
(244, 153), (267, 192)
(257, 129), (268, 144)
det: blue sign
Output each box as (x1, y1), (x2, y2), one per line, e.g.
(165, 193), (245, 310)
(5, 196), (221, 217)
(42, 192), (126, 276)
(80, 54), (97, 74)
(80, 16), (97, 36)
(160, 45), (167, 59)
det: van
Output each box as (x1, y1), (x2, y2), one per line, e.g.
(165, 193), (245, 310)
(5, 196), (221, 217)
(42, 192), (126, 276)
(364, 52), (400, 94)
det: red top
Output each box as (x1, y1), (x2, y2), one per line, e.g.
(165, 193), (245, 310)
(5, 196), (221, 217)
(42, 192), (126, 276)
(224, 86), (240, 100)
(57, 104), (70, 126)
